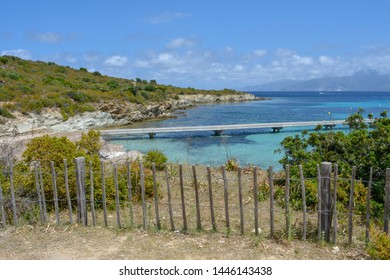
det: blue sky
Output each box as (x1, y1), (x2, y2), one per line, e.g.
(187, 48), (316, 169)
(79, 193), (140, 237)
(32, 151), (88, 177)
(1, 0), (390, 89)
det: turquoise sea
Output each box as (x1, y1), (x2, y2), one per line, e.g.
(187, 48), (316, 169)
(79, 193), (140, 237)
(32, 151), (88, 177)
(107, 92), (390, 169)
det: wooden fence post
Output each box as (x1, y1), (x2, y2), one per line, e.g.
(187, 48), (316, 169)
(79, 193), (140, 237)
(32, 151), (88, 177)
(192, 165), (202, 231)
(101, 160), (108, 227)
(238, 167), (245, 234)
(9, 161), (18, 226)
(75, 157), (87, 226)
(221, 165), (230, 231)
(63, 159), (73, 224)
(0, 175), (6, 227)
(366, 167), (373, 243)
(333, 164), (339, 244)
(179, 164), (188, 232)
(285, 164), (291, 239)
(140, 161), (147, 229)
(317, 164), (321, 242)
(38, 162), (47, 223)
(89, 161), (96, 226)
(348, 166), (356, 244)
(299, 165), (307, 240)
(164, 164), (175, 231)
(33, 161), (44, 223)
(113, 163), (121, 228)
(152, 163), (161, 230)
(384, 168), (390, 235)
(320, 162), (332, 242)
(50, 161), (60, 225)
(253, 166), (259, 236)
(207, 166), (216, 231)
(269, 166), (275, 239)
(126, 160), (133, 227)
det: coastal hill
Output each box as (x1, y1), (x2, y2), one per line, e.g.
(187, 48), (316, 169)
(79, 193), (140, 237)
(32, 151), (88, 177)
(244, 70), (390, 91)
(0, 56), (256, 135)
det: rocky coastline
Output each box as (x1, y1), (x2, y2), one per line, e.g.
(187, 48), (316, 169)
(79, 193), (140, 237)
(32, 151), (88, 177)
(0, 92), (259, 136)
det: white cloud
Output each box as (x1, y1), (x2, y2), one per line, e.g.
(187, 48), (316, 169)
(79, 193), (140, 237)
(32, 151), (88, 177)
(26, 31), (78, 43)
(319, 55), (336, 65)
(104, 55), (128, 67)
(1, 49), (32, 59)
(292, 55), (313, 65)
(253, 49), (267, 57)
(167, 38), (194, 49)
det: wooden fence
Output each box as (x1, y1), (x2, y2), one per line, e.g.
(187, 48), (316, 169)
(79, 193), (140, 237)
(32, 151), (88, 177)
(0, 158), (389, 245)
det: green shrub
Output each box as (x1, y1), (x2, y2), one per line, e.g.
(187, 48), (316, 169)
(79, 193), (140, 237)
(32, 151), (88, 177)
(144, 149), (168, 170)
(66, 91), (90, 102)
(225, 157), (239, 171)
(0, 107), (15, 118)
(368, 229), (390, 259)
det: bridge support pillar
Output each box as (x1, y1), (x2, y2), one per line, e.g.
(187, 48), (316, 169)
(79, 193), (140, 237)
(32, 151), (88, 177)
(214, 130), (223, 136)
(272, 127), (283, 133)
(148, 133), (156, 139)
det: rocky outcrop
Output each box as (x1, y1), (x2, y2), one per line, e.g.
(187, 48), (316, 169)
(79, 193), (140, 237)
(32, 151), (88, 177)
(0, 93), (258, 135)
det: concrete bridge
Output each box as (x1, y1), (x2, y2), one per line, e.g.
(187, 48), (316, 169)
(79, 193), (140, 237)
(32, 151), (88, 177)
(101, 120), (347, 139)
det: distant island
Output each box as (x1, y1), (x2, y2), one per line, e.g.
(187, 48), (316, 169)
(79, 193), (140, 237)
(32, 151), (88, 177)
(244, 69), (390, 91)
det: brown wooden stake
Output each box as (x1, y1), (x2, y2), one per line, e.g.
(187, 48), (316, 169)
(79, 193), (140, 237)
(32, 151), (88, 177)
(238, 167), (245, 234)
(365, 167), (373, 243)
(126, 160), (133, 226)
(63, 159), (73, 224)
(317, 164), (322, 242)
(101, 160), (108, 227)
(113, 163), (121, 228)
(333, 164), (339, 244)
(33, 161), (44, 223)
(50, 161), (60, 225)
(320, 162), (332, 242)
(221, 165), (230, 231)
(9, 161), (18, 226)
(269, 166), (275, 239)
(89, 161), (96, 226)
(253, 166), (259, 236)
(207, 166), (216, 231)
(39, 162), (47, 223)
(179, 164), (188, 231)
(164, 164), (175, 231)
(348, 166), (356, 244)
(0, 175), (6, 227)
(299, 165), (307, 240)
(285, 164), (291, 239)
(192, 165), (202, 230)
(140, 161), (147, 229)
(152, 163), (161, 230)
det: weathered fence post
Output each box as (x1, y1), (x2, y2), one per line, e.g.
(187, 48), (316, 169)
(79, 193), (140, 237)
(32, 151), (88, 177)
(253, 166), (259, 236)
(33, 161), (44, 223)
(126, 160), (133, 227)
(63, 159), (73, 224)
(207, 166), (216, 231)
(179, 164), (188, 232)
(221, 165), (230, 231)
(317, 164), (321, 241)
(89, 161), (96, 226)
(113, 163), (121, 228)
(348, 166), (356, 244)
(38, 162), (47, 223)
(9, 161), (18, 226)
(152, 163), (161, 230)
(320, 162), (332, 242)
(164, 164), (175, 231)
(366, 167), (373, 243)
(192, 165), (202, 231)
(238, 167), (245, 234)
(140, 161), (147, 229)
(384, 168), (390, 235)
(269, 166), (275, 239)
(299, 165), (307, 240)
(0, 175), (6, 227)
(75, 157), (87, 226)
(101, 160), (108, 227)
(50, 161), (60, 225)
(333, 164), (339, 244)
(285, 164), (291, 239)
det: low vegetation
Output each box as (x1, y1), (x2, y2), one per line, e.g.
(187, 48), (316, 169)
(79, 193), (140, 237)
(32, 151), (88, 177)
(0, 55), (244, 120)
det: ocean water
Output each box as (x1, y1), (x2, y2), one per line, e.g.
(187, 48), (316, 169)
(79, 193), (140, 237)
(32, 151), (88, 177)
(107, 91), (390, 169)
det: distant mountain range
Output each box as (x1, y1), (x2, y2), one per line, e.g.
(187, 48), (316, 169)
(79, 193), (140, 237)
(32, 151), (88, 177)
(244, 70), (390, 91)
